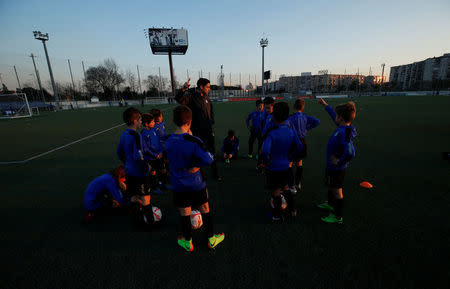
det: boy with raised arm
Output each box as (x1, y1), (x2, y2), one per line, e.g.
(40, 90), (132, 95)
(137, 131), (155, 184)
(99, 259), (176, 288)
(317, 98), (357, 224)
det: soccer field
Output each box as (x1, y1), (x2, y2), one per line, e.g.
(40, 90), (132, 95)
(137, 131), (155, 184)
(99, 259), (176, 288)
(1, 95), (449, 288)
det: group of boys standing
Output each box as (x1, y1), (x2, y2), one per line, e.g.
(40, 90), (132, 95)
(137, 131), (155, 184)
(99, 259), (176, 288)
(246, 96), (357, 224)
(84, 76), (356, 252)
(114, 78), (225, 252)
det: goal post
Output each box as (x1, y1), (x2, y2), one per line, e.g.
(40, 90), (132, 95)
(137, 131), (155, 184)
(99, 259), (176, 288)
(0, 93), (33, 119)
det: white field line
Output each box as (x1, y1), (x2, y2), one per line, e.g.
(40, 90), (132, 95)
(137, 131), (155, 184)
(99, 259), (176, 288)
(0, 106), (175, 165)
(0, 123), (125, 165)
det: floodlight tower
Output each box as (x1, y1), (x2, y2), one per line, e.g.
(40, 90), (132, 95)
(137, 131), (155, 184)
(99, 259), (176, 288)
(33, 31), (59, 102)
(260, 38), (268, 97)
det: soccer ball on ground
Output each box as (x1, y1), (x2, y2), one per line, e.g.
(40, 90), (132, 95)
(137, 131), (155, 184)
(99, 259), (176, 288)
(152, 206), (162, 222)
(190, 210), (203, 229)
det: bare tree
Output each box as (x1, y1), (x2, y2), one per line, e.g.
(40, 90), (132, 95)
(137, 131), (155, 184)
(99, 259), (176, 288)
(125, 69), (137, 92)
(144, 74), (169, 91)
(85, 58), (124, 99)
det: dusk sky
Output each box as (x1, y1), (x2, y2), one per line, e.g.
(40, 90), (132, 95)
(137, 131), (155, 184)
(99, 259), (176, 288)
(1, 0), (449, 91)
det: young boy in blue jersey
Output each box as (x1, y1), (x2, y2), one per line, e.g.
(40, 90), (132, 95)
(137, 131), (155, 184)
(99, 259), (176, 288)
(257, 97), (275, 170)
(261, 96), (275, 138)
(222, 130), (239, 163)
(141, 113), (164, 196)
(166, 105), (225, 251)
(83, 164), (127, 224)
(262, 101), (303, 221)
(287, 98), (320, 193)
(117, 107), (155, 226)
(245, 99), (264, 159)
(317, 98), (357, 224)
(150, 108), (171, 190)
(150, 108), (166, 150)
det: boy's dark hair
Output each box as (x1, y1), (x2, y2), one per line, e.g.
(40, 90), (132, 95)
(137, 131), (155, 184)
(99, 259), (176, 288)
(263, 96), (275, 105)
(197, 78), (210, 88)
(150, 108), (161, 118)
(173, 105), (192, 127)
(227, 130), (235, 137)
(256, 99), (263, 106)
(272, 102), (290, 123)
(335, 101), (356, 123)
(123, 107), (141, 125)
(142, 113), (154, 124)
(111, 164), (125, 183)
(294, 98), (305, 111)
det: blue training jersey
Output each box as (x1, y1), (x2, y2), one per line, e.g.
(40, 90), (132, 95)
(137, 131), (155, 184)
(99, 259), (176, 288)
(324, 105), (357, 170)
(246, 110), (265, 135)
(116, 129), (150, 177)
(261, 112), (275, 138)
(222, 136), (240, 155)
(262, 124), (303, 171)
(141, 127), (161, 160)
(154, 121), (166, 152)
(165, 133), (214, 192)
(287, 111), (320, 139)
(84, 173), (125, 211)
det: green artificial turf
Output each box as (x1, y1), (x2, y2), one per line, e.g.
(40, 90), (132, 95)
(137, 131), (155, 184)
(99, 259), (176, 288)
(1, 96), (449, 288)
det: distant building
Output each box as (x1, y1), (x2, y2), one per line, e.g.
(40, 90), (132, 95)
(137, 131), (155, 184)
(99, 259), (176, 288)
(277, 73), (383, 94)
(389, 53), (450, 90)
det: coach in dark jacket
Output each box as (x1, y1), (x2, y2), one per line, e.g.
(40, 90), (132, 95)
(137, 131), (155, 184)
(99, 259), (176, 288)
(176, 78), (221, 180)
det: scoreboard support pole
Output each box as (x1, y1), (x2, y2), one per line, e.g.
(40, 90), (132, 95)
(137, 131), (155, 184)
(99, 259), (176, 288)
(168, 51), (176, 97)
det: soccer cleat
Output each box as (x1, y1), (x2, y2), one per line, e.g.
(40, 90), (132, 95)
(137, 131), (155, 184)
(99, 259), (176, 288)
(321, 213), (343, 224)
(296, 182), (302, 191)
(208, 233), (225, 249)
(290, 186), (297, 195)
(317, 201), (334, 211)
(177, 237), (194, 252)
(82, 211), (95, 225)
(290, 209), (298, 217)
(246, 154), (253, 159)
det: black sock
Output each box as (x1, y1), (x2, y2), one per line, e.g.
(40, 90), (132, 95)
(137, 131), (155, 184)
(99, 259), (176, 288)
(143, 204), (154, 224)
(334, 198), (343, 218)
(283, 190), (296, 213)
(272, 195), (282, 218)
(288, 167), (294, 187)
(327, 190), (334, 206)
(295, 166), (303, 185)
(201, 212), (214, 238)
(180, 215), (192, 240)
(211, 160), (219, 178)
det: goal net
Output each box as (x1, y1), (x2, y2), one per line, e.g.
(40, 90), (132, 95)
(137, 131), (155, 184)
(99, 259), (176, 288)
(0, 93), (32, 119)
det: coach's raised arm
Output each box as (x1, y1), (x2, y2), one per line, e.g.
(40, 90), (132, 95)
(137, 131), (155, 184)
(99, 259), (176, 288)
(175, 77), (221, 181)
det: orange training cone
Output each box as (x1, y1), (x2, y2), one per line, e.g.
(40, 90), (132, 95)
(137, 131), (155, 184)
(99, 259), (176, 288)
(360, 181), (373, 188)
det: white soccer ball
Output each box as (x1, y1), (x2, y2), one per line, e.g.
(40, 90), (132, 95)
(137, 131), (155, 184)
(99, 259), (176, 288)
(190, 210), (203, 229)
(152, 206), (162, 222)
(270, 195), (287, 210)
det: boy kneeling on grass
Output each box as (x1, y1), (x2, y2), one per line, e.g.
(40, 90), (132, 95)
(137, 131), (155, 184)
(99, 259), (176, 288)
(222, 129), (239, 164)
(165, 105), (225, 252)
(83, 164), (127, 224)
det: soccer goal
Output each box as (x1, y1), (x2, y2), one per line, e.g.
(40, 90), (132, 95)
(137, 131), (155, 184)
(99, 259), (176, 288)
(0, 93), (32, 119)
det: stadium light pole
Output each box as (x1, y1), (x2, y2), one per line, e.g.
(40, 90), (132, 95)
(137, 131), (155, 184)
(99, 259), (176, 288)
(260, 38), (268, 98)
(33, 31), (59, 103)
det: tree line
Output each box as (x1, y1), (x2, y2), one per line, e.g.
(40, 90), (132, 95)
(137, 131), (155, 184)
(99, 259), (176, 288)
(1, 58), (174, 102)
